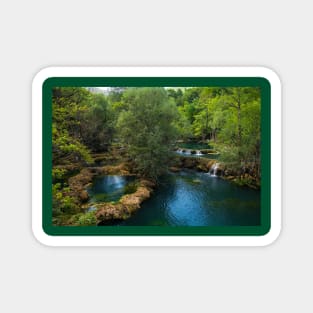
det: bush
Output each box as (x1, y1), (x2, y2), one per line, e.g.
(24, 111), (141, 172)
(59, 196), (78, 213)
(52, 168), (67, 181)
(77, 212), (97, 226)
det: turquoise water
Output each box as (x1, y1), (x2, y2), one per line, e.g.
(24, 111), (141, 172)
(120, 170), (260, 226)
(87, 175), (135, 203)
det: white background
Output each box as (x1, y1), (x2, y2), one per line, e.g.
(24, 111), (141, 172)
(0, 0), (311, 312)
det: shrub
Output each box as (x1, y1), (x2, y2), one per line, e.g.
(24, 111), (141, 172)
(77, 212), (97, 226)
(52, 168), (67, 181)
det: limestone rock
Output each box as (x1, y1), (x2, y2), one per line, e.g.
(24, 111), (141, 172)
(79, 190), (89, 202)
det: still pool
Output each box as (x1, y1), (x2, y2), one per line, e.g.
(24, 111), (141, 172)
(87, 175), (136, 204)
(119, 170), (260, 226)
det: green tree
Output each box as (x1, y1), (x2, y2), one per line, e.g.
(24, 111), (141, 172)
(216, 87), (261, 174)
(81, 93), (116, 152)
(117, 88), (178, 181)
(52, 87), (93, 164)
(192, 88), (222, 141)
(175, 106), (193, 140)
(167, 88), (183, 106)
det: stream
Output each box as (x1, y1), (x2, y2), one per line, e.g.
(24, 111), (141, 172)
(87, 170), (260, 226)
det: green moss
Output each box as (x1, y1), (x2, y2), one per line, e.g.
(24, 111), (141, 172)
(123, 181), (139, 194)
(69, 212), (97, 226)
(77, 212), (97, 225)
(92, 193), (109, 202)
(59, 196), (79, 213)
(52, 168), (67, 181)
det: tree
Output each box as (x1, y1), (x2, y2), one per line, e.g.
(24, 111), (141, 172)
(52, 87), (92, 164)
(192, 88), (222, 141)
(216, 87), (261, 175)
(220, 87), (260, 147)
(167, 88), (183, 106)
(117, 88), (178, 181)
(175, 106), (193, 140)
(81, 93), (116, 152)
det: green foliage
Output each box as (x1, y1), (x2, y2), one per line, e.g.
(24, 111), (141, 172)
(167, 88), (184, 106)
(173, 106), (193, 139)
(52, 168), (67, 181)
(123, 181), (138, 194)
(183, 87), (202, 103)
(52, 87), (93, 164)
(60, 196), (78, 213)
(52, 183), (78, 217)
(177, 87), (261, 172)
(51, 85), (261, 224)
(53, 130), (93, 164)
(75, 212), (97, 226)
(66, 211), (97, 226)
(216, 87), (261, 165)
(80, 93), (116, 152)
(117, 88), (179, 181)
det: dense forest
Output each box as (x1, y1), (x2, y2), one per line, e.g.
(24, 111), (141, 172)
(52, 86), (261, 226)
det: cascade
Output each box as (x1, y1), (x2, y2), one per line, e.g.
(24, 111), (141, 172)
(209, 163), (219, 177)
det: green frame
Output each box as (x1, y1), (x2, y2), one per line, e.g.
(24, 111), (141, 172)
(43, 77), (271, 236)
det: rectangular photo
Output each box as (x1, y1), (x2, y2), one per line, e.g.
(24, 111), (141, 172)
(32, 67), (281, 245)
(52, 86), (262, 228)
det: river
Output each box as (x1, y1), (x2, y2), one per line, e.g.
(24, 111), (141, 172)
(121, 170), (260, 226)
(88, 170), (260, 226)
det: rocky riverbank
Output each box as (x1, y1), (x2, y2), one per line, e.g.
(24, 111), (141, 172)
(54, 151), (259, 226)
(170, 155), (260, 189)
(95, 179), (155, 223)
(63, 162), (155, 225)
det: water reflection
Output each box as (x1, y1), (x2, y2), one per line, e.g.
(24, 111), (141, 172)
(87, 175), (135, 203)
(121, 170), (260, 226)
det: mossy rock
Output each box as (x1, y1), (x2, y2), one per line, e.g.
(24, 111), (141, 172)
(94, 179), (155, 223)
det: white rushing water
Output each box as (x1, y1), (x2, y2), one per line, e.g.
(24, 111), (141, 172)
(209, 163), (219, 177)
(176, 148), (201, 155)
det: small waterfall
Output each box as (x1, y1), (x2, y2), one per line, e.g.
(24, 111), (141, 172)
(87, 206), (97, 212)
(209, 163), (219, 177)
(176, 148), (202, 156)
(107, 175), (125, 188)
